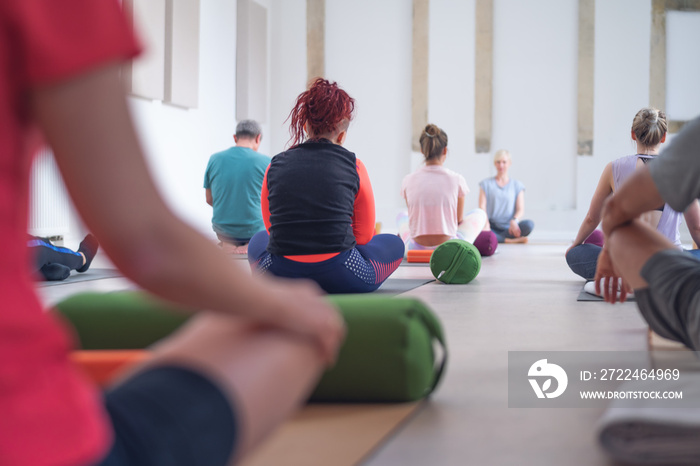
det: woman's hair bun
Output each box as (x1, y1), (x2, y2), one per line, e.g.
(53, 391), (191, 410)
(419, 124), (448, 159)
(423, 124), (439, 138)
(632, 107), (667, 147)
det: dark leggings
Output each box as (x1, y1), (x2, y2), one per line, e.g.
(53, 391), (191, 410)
(28, 237), (84, 280)
(565, 244), (602, 280)
(490, 219), (535, 243)
(248, 232), (405, 294)
(99, 366), (237, 466)
(566, 243), (700, 281)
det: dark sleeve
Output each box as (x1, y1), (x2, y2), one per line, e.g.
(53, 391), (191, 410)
(649, 116), (700, 212)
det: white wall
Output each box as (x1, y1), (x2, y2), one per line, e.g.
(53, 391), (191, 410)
(271, 0), (683, 242)
(584, 0), (652, 236)
(269, 0), (307, 154)
(325, 0), (414, 227)
(666, 11), (700, 121)
(64, 0), (242, 245)
(428, 0), (481, 211)
(63, 0), (698, 245)
(127, 0), (239, 242)
(265, 0), (655, 240)
(491, 0), (578, 238)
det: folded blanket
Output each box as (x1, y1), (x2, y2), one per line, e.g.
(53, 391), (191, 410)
(598, 375), (700, 464)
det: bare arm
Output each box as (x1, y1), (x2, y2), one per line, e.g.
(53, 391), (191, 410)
(508, 191), (526, 237)
(571, 163), (613, 246)
(351, 159), (376, 245)
(31, 63), (343, 363)
(684, 200), (700, 247)
(457, 196), (465, 225)
(513, 190), (525, 220)
(595, 166), (666, 304)
(205, 188), (213, 206)
(478, 188), (491, 230)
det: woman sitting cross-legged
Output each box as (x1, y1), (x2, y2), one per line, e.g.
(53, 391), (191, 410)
(478, 149), (535, 244)
(248, 78), (405, 293)
(400, 123), (490, 255)
(566, 107), (700, 280)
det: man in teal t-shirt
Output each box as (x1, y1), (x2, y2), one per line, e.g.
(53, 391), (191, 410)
(204, 120), (270, 253)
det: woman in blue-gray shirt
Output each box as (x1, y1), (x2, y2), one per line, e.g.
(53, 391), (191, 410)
(478, 149), (534, 243)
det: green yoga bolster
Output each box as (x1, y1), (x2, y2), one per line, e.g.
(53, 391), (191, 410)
(55, 291), (448, 402)
(310, 294), (447, 402)
(429, 239), (481, 284)
(53, 291), (191, 350)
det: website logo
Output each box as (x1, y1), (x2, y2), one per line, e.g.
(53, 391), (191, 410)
(528, 359), (568, 399)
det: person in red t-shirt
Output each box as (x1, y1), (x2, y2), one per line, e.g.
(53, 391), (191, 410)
(0, 1), (344, 465)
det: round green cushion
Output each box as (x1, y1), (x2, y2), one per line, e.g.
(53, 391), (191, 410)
(429, 239), (481, 284)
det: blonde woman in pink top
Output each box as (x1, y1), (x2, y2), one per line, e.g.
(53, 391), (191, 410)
(401, 124), (490, 254)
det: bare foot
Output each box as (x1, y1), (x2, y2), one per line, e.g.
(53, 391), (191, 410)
(505, 237), (528, 244)
(220, 242), (249, 254)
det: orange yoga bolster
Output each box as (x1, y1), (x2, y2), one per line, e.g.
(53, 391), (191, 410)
(71, 350), (151, 387)
(407, 249), (433, 263)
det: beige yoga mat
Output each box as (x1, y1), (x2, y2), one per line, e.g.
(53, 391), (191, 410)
(647, 328), (687, 351)
(242, 402), (424, 466)
(647, 328), (700, 373)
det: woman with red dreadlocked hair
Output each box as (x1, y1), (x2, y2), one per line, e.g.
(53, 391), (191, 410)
(248, 78), (405, 293)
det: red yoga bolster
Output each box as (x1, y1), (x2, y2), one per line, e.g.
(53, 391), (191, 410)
(407, 249), (433, 263)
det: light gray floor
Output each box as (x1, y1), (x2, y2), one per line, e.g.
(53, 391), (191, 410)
(37, 243), (644, 466)
(366, 243), (645, 466)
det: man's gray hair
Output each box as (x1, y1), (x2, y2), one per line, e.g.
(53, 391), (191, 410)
(235, 120), (262, 139)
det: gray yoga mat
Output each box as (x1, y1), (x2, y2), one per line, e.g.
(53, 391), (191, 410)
(36, 267), (433, 296)
(35, 268), (123, 287)
(399, 261), (431, 267)
(375, 278), (435, 295)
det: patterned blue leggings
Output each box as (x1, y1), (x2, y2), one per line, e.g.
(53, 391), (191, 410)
(247, 232), (405, 294)
(28, 236), (84, 280)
